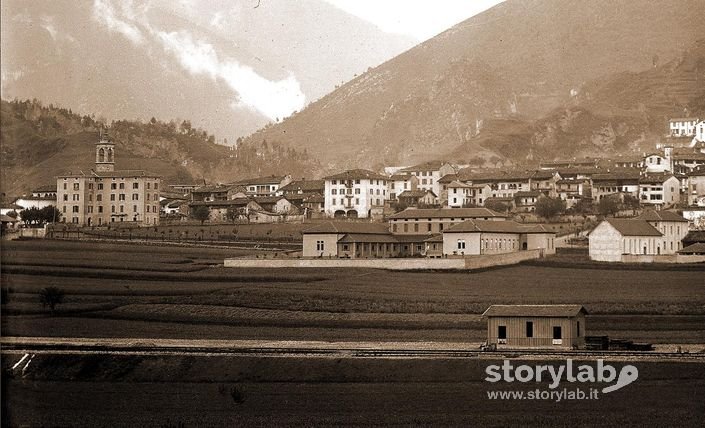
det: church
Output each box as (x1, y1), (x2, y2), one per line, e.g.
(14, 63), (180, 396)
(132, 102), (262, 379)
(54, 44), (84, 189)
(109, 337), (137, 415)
(56, 132), (161, 226)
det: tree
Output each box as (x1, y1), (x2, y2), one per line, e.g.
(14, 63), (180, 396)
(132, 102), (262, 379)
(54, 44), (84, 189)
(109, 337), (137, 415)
(535, 196), (566, 220)
(226, 206), (243, 222)
(39, 205), (61, 224)
(191, 205), (210, 224)
(485, 200), (511, 213)
(39, 287), (65, 314)
(598, 196), (620, 217)
(19, 207), (41, 226)
(623, 194), (640, 210)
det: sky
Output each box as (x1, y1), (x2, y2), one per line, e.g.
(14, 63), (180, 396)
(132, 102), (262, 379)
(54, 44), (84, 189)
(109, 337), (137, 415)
(323, 0), (504, 41)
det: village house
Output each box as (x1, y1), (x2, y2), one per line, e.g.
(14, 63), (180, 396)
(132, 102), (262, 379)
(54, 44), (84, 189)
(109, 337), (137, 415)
(639, 173), (680, 209)
(612, 156), (643, 169)
(231, 175), (293, 197)
(643, 148), (672, 173)
(590, 170), (640, 203)
(695, 120), (705, 142)
(323, 169), (389, 219)
(555, 178), (588, 200)
(278, 179), (325, 196)
(686, 167), (705, 206)
(190, 184), (247, 202)
(513, 191), (543, 213)
(397, 190), (437, 208)
(441, 219), (556, 256)
(398, 161), (456, 202)
(445, 181), (492, 208)
(388, 207), (507, 235)
(252, 196), (297, 214)
(671, 149), (705, 174)
(539, 159), (598, 170)
(387, 173), (419, 201)
(668, 117), (700, 137)
(188, 198), (262, 222)
(56, 134), (161, 226)
(483, 305), (587, 349)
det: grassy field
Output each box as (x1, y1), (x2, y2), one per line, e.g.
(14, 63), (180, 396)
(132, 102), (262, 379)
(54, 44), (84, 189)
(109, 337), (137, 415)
(2, 354), (704, 427)
(2, 239), (705, 344)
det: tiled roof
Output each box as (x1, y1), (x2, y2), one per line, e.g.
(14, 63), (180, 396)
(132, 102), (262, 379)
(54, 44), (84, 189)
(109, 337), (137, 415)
(32, 184), (57, 193)
(639, 174), (676, 184)
(687, 167), (705, 177)
(189, 198), (258, 207)
(447, 180), (472, 188)
(231, 175), (288, 185)
(438, 174), (459, 184)
(514, 191), (541, 198)
(636, 210), (688, 222)
(604, 219), (662, 236)
(482, 304), (587, 318)
(390, 173), (413, 181)
(338, 233), (398, 243)
(303, 221), (390, 234)
(592, 171), (641, 181)
(58, 170), (160, 178)
(323, 169), (389, 181)
(682, 230), (705, 244)
(400, 160), (450, 172)
(445, 219), (551, 234)
(388, 207), (506, 219)
(253, 196), (289, 204)
(192, 184), (244, 194)
(398, 190), (437, 198)
(678, 243), (705, 254)
(423, 234), (443, 242)
(279, 180), (324, 192)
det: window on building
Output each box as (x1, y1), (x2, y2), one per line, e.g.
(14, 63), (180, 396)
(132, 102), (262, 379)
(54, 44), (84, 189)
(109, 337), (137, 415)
(316, 240), (324, 251)
(98, 206), (103, 213)
(332, 189), (337, 195)
(526, 321), (534, 338)
(63, 194), (68, 201)
(498, 326), (507, 340)
(133, 183), (139, 189)
(132, 194), (139, 200)
(457, 239), (465, 250)
(63, 183), (68, 190)
(414, 223), (419, 232)
(98, 183), (104, 190)
(111, 183), (117, 190)
(133, 205), (138, 212)
(72, 206), (79, 213)
(73, 183), (80, 190)
(577, 321), (580, 337)
(119, 194), (126, 201)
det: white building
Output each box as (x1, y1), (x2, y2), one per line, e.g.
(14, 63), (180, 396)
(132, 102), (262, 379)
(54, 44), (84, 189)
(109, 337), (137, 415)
(323, 169), (389, 218)
(639, 174), (680, 209)
(669, 117), (699, 137)
(398, 161), (456, 202)
(636, 210), (689, 254)
(643, 151), (671, 173)
(589, 215), (685, 262)
(695, 120), (705, 143)
(388, 174), (418, 201)
(441, 220), (556, 256)
(687, 168), (705, 206)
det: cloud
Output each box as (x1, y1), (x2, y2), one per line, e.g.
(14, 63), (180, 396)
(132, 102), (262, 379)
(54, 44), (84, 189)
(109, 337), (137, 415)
(90, 0), (305, 121)
(157, 30), (305, 120)
(40, 16), (58, 40)
(92, 0), (144, 45)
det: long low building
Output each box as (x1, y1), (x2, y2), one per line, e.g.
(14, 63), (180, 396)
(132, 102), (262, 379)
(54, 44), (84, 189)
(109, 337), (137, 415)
(441, 220), (556, 256)
(388, 207), (508, 234)
(302, 221), (427, 258)
(302, 219), (556, 258)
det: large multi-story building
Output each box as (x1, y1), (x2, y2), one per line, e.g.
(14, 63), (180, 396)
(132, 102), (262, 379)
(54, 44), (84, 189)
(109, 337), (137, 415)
(323, 169), (389, 218)
(668, 117), (700, 137)
(56, 134), (161, 226)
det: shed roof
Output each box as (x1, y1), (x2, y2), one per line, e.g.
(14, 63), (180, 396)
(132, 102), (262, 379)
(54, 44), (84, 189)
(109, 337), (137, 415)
(482, 305), (587, 318)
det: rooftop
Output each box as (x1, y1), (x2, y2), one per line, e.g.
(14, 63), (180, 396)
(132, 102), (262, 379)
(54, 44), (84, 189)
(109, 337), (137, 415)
(444, 219), (551, 234)
(482, 305), (587, 318)
(388, 207), (506, 220)
(303, 221), (390, 235)
(636, 210), (688, 223)
(400, 160), (451, 172)
(279, 180), (324, 192)
(323, 169), (389, 182)
(398, 190), (437, 198)
(232, 175), (289, 186)
(678, 243), (705, 254)
(603, 219), (662, 237)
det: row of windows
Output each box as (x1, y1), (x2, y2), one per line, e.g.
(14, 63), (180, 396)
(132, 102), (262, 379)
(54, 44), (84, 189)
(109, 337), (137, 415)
(331, 198), (384, 206)
(63, 205), (159, 214)
(63, 181), (158, 190)
(330, 179), (386, 186)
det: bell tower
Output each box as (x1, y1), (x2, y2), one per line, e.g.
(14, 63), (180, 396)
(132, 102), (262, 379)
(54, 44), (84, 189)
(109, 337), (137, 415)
(95, 129), (115, 172)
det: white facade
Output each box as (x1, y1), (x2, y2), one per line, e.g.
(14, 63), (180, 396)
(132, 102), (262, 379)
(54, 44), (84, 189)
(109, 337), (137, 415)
(669, 118), (699, 137)
(589, 221), (662, 262)
(639, 176), (680, 208)
(644, 153), (671, 173)
(695, 120), (705, 142)
(324, 172), (388, 218)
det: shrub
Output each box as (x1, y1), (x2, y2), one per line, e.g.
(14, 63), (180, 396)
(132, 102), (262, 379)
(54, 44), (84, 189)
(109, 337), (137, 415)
(39, 286), (65, 314)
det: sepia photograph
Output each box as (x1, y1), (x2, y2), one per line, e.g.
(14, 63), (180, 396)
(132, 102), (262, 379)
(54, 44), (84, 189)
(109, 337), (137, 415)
(1, 0), (704, 426)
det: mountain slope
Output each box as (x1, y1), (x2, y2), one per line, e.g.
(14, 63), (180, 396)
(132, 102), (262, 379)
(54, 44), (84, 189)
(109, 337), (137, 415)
(242, 0), (704, 169)
(0, 100), (319, 197)
(0, 0), (414, 142)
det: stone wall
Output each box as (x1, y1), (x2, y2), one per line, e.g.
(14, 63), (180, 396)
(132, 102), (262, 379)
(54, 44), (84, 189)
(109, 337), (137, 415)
(621, 254), (705, 264)
(224, 249), (543, 271)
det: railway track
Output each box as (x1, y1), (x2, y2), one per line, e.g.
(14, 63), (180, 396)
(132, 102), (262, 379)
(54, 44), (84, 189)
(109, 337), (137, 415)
(2, 340), (704, 361)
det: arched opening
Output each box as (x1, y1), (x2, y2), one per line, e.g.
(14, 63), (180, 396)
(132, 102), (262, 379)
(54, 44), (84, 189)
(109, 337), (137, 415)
(107, 148), (114, 162)
(522, 242), (528, 250)
(347, 210), (358, 218)
(334, 210), (346, 218)
(98, 148), (105, 162)
(87, 218), (92, 226)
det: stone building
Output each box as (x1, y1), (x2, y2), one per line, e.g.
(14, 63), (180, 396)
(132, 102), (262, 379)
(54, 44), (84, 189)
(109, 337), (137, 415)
(56, 134), (161, 226)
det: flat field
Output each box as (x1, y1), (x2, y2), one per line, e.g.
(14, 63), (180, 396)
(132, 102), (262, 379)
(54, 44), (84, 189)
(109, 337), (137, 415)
(2, 353), (704, 427)
(2, 239), (704, 343)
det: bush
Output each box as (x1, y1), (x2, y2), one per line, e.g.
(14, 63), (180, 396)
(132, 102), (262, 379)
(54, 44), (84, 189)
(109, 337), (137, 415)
(39, 286), (65, 314)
